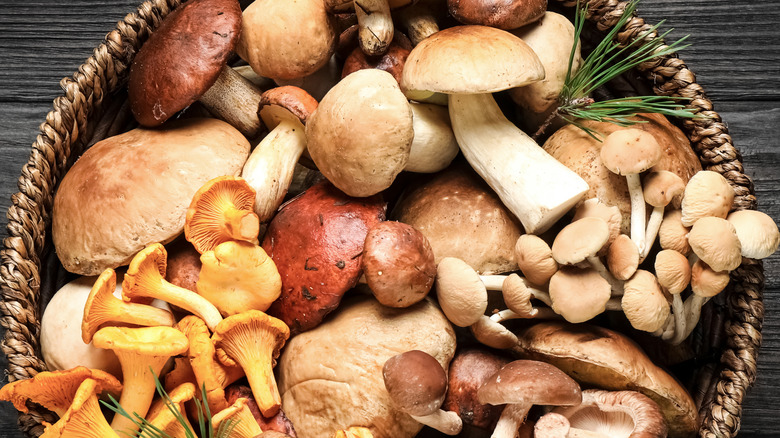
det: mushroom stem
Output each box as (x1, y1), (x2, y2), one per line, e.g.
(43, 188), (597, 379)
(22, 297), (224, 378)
(492, 403), (531, 438)
(625, 173), (647, 254)
(479, 275), (552, 306)
(223, 205), (261, 242)
(642, 205), (665, 260)
(132, 278), (223, 331)
(354, 0), (393, 56)
(200, 66), (264, 138)
(605, 297), (623, 311)
(448, 93), (589, 234)
(671, 293), (686, 342)
(672, 295), (710, 345)
(410, 410), (463, 435)
(490, 308), (558, 323)
(397, 0), (439, 46)
(586, 255), (623, 296)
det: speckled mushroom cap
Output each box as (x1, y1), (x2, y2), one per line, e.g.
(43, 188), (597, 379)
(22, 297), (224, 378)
(128, 0), (242, 126)
(680, 170), (735, 227)
(654, 249), (691, 294)
(551, 217), (610, 265)
(401, 25), (544, 95)
(477, 360), (582, 407)
(448, 0), (547, 30)
(548, 267), (611, 324)
(621, 270), (669, 333)
(383, 350), (448, 417)
(52, 118), (250, 276)
(727, 210), (780, 259)
(600, 129), (662, 176)
(687, 217), (742, 272)
(643, 170), (685, 208)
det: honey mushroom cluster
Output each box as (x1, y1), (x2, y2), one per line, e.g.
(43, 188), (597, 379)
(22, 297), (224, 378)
(6, 0), (780, 437)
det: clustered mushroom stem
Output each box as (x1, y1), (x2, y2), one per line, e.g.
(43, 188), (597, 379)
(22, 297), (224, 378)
(492, 403), (532, 438)
(223, 206), (260, 242)
(605, 297), (622, 312)
(410, 410), (463, 436)
(671, 295), (710, 345)
(642, 205), (665, 260)
(625, 173), (648, 254)
(585, 255), (623, 296)
(479, 275), (553, 306)
(670, 293), (686, 343)
(199, 66), (264, 138)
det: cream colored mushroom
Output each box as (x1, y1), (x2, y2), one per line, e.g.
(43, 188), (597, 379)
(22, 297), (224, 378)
(658, 209), (691, 255)
(654, 249), (691, 342)
(727, 209), (780, 259)
(680, 170), (735, 226)
(621, 270), (670, 333)
(687, 216), (742, 272)
(514, 234), (558, 286)
(642, 170), (685, 259)
(572, 198), (622, 255)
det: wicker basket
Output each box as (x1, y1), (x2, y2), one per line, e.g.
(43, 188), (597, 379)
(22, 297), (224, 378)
(0, 0), (765, 436)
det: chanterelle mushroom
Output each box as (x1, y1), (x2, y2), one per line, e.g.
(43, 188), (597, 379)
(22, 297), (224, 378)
(211, 397), (263, 438)
(39, 378), (120, 438)
(477, 360), (582, 438)
(401, 25), (589, 234)
(145, 382), (196, 438)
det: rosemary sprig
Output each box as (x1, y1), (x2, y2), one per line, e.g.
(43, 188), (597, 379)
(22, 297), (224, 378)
(534, 0), (701, 140)
(101, 371), (237, 438)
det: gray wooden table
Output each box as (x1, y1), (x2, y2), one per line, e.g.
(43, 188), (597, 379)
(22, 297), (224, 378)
(1, 0), (778, 436)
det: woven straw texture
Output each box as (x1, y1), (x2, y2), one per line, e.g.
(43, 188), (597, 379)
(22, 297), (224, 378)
(0, 0), (764, 436)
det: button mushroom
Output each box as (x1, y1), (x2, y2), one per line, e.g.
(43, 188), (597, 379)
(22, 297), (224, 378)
(402, 25), (590, 234)
(383, 350), (463, 435)
(477, 360), (582, 438)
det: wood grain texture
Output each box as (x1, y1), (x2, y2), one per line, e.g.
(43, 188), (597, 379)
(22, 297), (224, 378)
(0, 0), (778, 437)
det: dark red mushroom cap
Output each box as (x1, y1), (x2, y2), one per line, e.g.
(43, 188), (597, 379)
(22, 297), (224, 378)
(383, 350), (448, 417)
(341, 33), (412, 84)
(128, 0), (242, 126)
(261, 181), (386, 333)
(448, 0), (547, 30)
(478, 360), (582, 407)
(443, 348), (510, 430)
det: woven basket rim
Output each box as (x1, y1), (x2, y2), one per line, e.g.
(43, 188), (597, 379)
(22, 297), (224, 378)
(0, 0), (765, 437)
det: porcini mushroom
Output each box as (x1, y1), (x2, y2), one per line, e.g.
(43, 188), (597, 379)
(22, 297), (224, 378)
(642, 170), (685, 259)
(122, 243), (223, 331)
(477, 360), (582, 438)
(92, 326), (189, 435)
(396, 0), (443, 46)
(127, 0), (264, 136)
(197, 240), (282, 315)
(363, 221), (436, 308)
(82, 268), (175, 344)
(401, 25), (589, 234)
(599, 128), (663, 254)
(39, 378), (120, 438)
(727, 209), (780, 259)
(448, 0), (546, 29)
(680, 170), (735, 226)
(185, 176), (260, 254)
(241, 86), (318, 223)
(341, 33), (411, 83)
(383, 350), (463, 435)
(211, 397), (263, 438)
(405, 102), (459, 173)
(212, 310), (290, 417)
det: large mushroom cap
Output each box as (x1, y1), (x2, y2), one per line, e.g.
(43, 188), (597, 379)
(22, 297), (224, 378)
(448, 0), (547, 30)
(52, 118), (250, 276)
(383, 350), (448, 417)
(477, 360), (582, 407)
(127, 0), (242, 126)
(401, 25), (544, 95)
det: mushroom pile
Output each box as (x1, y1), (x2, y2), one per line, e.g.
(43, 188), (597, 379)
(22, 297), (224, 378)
(4, 0), (780, 437)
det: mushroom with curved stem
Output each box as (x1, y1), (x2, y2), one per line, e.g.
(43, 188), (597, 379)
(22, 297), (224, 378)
(680, 170), (735, 226)
(471, 315), (521, 350)
(654, 249), (691, 343)
(402, 25), (590, 234)
(81, 269), (175, 344)
(552, 217), (623, 295)
(92, 326), (188, 436)
(242, 86), (318, 224)
(490, 273), (559, 323)
(0, 367), (122, 419)
(145, 382), (197, 438)
(39, 378), (120, 438)
(211, 397), (264, 438)
(212, 310), (290, 418)
(477, 360), (582, 438)
(127, 0), (264, 137)
(383, 350), (463, 435)
(642, 170), (685, 260)
(672, 259), (730, 345)
(599, 129), (663, 255)
(514, 234), (558, 286)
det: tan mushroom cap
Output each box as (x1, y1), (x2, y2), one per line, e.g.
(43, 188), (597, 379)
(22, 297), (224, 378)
(691, 260), (730, 298)
(503, 273), (537, 317)
(680, 170), (735, 226)
(237, 0), (336, 80)
(658, 209), (691, 255)
(727, 209), (780, 259)
(471, 315), (520, 349)
(572, 198), (622, 254)
(600, 129), (662, 175)
(687, 216), (742, 272)
(435, 257), (488, 327)
(606, 234), (639, 281)
(643, 170), (685, 208)
(654, 249), (691, 294)
(477, 360), (582, 407)
(401, 25), (544, 95)
(552, 217), (610, 265)
(621, 270), (669, 333)
(515, 234), (558, 286)
(306, 69), (414, 197)
(548, 267), (611, 323)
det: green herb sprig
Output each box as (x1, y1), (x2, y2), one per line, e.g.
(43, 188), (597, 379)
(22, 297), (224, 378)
(101, 371), (237, 438)
(534, 0), (702, 140)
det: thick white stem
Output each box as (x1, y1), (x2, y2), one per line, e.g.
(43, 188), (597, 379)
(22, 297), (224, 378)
(625, 173), (647, 254)
(491, 403), (531, 438)
(449, 93), (589, 234)
(200, 66), (263, 138)
(642, 206), (665, 260)
(241, 118), (307, 223)
(354, 0), (393, 56)
(411, 409), (463, 435)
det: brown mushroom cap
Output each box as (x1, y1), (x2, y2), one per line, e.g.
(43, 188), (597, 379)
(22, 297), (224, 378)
(442, 348), (510, 430)
(127, 0), (241, 126)
(543, 115), (701, 234)
(391, 164), (523, 274)
(383, 350), (448, 416)
(513, 321), (698, 438)
(514, 234), (558, 286)
(600, 129), (662, 176)
(548, 267), (611, 323)
(402, 25), (544, 95)
(607, 234), (639, 281)
(342, 34), (411, 83)
(363, 221), (436, 308)
(165, 238), (203, 292)
(52, 118), (250, 275)
(258, 85), (319, 129)
(687, 216), (742, 272)
(306, 69), (414, 197)
(262, 181), (386, 333)
(477, 360), (582, 407)
(727, 209), (780, 259)
(691, 260), (730, 298)
(237, 0), (336, 80)
(681, 170), (735, 226)
(448, 0), (546, 30)
(621, 270), (670, 333)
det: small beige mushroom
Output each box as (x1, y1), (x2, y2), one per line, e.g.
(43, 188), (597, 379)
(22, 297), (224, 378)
(548, 267), (616, 324)
(572, 198), (622, 255)
(552, 217), (621, 294)
(687, 216), (742, 272)
(606, 234), (639, 282)
(621, 270), (670, 333)
(672, 259), (730, 344)
(680, 170), (735, 226)
(514, 234), (558, 286)
(658, 209), (691, 255)
(727, 209), (780, 259)
(654, 249), (691, 342)
(642, 170), (685, 259)
(435, 257), (488, 327)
